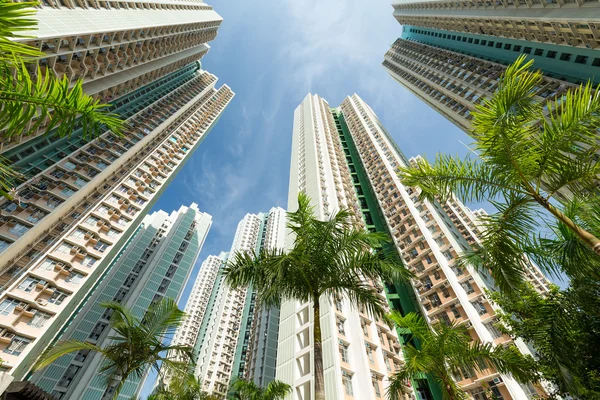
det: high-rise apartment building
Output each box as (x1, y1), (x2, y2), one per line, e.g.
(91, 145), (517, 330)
(5, 0), (223, 153)
(191, 208), (286, 398)
(0, 62), (234, 379)
(167, 254), (224, 376)
(30, 204), (211, 400)
(280, 93), (548, 400)
(384, 1), (600, 134)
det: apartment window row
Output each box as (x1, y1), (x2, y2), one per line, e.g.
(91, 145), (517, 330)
(410, 28), (599, 67)
(37, 0), (213, 12)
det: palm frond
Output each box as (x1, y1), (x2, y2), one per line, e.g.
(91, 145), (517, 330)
(141, 297), (187, 338)
(0, 62), (123, 139)
(0, 155), (22, 198)
(0, 1), (42, 61)
(33, 339), (104, 371)
(398, 154), (524, 203)
(387, 369), (413, 400)
(459, 195), (538, 293)
(387, 312), (431, 342)
(264, 380), (292, 400)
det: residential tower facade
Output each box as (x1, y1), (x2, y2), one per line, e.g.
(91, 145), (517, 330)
(384, 1), (600, 134)
(6, 0), (223, 152)
(193, 208), (286, 398)
(0, 65), (234, 379)
(279, 93), (548, 400)
(30, 204), (211, 400)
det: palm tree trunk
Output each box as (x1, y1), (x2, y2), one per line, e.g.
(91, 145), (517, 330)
(541, 198), (600, 255)
(313, 299), (325, 400)
(439, 375), (458, 400)
(110, 374), (127, 400)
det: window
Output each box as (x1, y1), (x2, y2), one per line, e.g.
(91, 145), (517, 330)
(70, 229), (86, 239)
(560, 53), (572, 61)
(64, 161), (77, 170)
(485, 321), (503, 339)
(593, 58), (600, 67)
(523, 47), (532, 54)
(94, 241), (109, 253)
(3, 334), (31, 355)
(39, 259), (57, 271)
(342, 372), (353, 396)
(66, 272), (84, 285)
(534, 48), (544, 56)
(450, 305), (461, 318)
(461, 281), (475, 294)
(29, 311), (52, 328)
(9, 223), (29, 237)
(49, 289), (68, 305)
(56, 243), (72, 254)
(504, 43), (511, 50)
(81, 256), (97, 267)
(61, 187), (74, 197)
(18, 276), (45, 292)
(487, 41), (494, 47)
(373, 379), (381, 397)
(0, 298), (22, 315)
(495, 42), (502, 48)
(85, 216), (99, 226)
(575, 55), (588, 64)
(481, 40), (487, 46)
(366, 345), (374, 363)
(513, 45), (521, 52)
(471, 300), (487, 315)
(337, 318), (346, 335)
(362, 321), (370, 337)
(443, 250), (453, 260)
(339, 342), (349, 363)
(546, 51), (557, 59)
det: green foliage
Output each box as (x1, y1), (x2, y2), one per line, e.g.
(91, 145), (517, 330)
(34, 298), (192, 400)
(0, 0), (41, 60)
(0, 0), (123, 198)
(490, 282), (600, 398)
(224, 193), (410, 400)
(0, 61), (123, 139)
(398, 56), (600, 293)
(148, 373), (218, 400)
(224, 192), (411, 317)
(387, 312), (538, 400)
(229, 378), (292, 400)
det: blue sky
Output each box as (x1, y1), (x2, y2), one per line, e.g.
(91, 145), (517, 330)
(143, 0), (477, 395)
(152, 0), (475, 288)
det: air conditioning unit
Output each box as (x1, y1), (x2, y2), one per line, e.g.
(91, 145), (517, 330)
(492, 377), (503, 384)
(37, 299), (48, 306)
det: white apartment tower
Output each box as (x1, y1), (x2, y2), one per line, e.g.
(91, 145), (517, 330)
(279, 94), (408, 400)
(0, 71), (234, 379)
(6, 0), (223, 152)
(279, 93), (547, 400)
(167, 254), (223, 376)
(193, 208), (287, 398)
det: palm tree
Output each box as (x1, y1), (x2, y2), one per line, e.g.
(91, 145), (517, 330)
(223, 193), (411, 400)
(387, 312), (538, 400)
(34, 298), (193, 400)
(398, 56), (600, 292)
(229, 378), (292, 400)
(148, 373), (218, 400)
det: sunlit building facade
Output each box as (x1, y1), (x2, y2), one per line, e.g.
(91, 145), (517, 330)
(0, 64), (234, 379)
(279, 93), (547, 400)
(384, 1), (600, 134)
(6, 0), (223, 152)
(30, 204), (211, 400)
